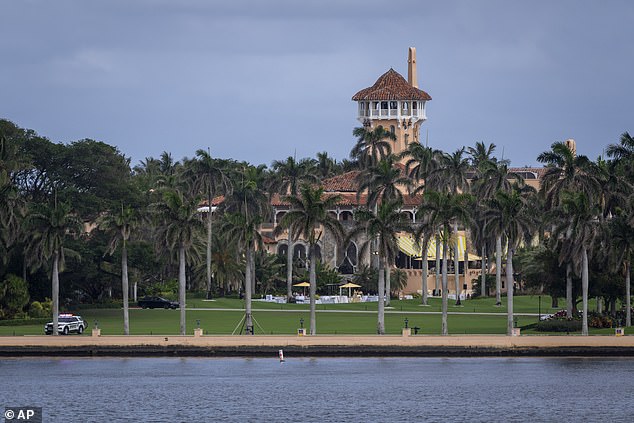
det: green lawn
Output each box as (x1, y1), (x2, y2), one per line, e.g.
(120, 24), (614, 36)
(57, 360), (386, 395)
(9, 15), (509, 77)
(0, 294), (629, 336)
(188, 294), (566, 315)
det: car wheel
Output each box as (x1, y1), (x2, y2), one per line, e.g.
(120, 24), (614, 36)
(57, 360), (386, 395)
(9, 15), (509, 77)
(78, 325), (84, 334)
(63, 326), (69, 335)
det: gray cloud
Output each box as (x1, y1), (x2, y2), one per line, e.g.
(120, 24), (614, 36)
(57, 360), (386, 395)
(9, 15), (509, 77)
(1, 0), (632, 167)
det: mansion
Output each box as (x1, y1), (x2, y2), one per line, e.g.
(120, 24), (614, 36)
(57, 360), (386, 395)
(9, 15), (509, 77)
(229, 48), (547, 296)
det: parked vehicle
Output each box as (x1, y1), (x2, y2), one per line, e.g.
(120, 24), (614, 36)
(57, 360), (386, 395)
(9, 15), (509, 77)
(137, 296), (179, 309)
(44, 314), (86, 335)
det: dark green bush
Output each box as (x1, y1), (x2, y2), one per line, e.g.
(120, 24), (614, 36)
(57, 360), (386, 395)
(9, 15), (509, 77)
(0, 318), (48, 326)
(535, 319), (582, 332)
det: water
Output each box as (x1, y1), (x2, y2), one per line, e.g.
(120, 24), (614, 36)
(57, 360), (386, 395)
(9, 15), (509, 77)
(1, 357), (633, 422)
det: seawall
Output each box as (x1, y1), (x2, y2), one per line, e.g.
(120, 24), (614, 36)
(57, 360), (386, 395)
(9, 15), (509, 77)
(1, 335), (633, 357)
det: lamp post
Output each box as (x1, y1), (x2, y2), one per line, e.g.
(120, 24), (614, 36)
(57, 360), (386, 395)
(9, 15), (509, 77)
(538, 296), (541, 322)
(300, 318), (304, 329)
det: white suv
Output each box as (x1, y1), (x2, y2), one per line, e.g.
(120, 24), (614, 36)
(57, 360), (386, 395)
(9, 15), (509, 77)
(44, 314), (86, 335)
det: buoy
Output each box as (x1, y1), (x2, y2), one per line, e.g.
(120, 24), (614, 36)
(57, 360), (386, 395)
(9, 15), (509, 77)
(279, 349), (285, 362)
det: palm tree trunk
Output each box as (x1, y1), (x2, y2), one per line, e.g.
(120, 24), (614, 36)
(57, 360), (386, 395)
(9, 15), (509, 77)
(309, 244), (317, 335)
(454, 223), (461, 305)
(377, 256), (386, 335)
(52, 253), (59, 336)
(626, 260), (631, 327)
(421, 235), (429, 305)
(287, 229), (293, 301)
(385, 265), (391, 306)
(581, 247), (589, 336)
(495, 235), (502, 306)
(122, 242), (130, 336)
(481, 244), (486, 297)
(245, 246), (253, 334)
(206, 190), (213, 299)
(506, 241), (514, 336)
(566, 263), (573, 318)
(435, 238), (440, 295)
(441, 238), (448, 335)
(178, 244), (186, 335)
(464, 248), (469, 297)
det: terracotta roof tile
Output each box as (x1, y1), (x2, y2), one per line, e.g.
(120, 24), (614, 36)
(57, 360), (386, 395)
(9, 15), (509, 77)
(352, 69), (432, 101)
(321, 171), (360, 192)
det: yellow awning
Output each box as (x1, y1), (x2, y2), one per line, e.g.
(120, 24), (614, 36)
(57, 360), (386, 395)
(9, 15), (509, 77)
(398, 234), (481, 261)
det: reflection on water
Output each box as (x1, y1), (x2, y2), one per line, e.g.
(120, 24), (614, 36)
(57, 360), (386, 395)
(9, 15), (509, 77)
(1, 357), (633, 422)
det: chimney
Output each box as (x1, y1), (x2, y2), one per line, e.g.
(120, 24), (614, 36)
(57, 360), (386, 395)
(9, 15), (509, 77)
(408, 47), (418, 88)
(565, 139), (576, 156)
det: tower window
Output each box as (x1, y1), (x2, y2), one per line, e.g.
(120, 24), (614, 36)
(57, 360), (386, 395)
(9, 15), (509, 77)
(389, 101), (397, 109)
(390, 125), (395, 135)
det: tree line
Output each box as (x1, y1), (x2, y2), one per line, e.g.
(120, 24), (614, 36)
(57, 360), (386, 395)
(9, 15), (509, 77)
(0, 118), (632, 337)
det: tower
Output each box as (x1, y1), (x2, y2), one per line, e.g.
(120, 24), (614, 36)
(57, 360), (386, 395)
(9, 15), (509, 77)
(352, 47), (432, 158)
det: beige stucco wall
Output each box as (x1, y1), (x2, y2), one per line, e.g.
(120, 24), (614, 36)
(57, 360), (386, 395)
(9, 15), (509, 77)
(399, 268), (483, 296)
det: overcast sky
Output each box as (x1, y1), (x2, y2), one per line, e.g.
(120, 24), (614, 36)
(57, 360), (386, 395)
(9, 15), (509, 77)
(2, 0), (632, 168)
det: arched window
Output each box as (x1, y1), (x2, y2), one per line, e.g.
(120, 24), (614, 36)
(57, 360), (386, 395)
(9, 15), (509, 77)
(400, 211), (413, 222)
(294, 244), (306, 260)
(390, 125), (395, 135)
(277, 244), (288, 257)
(338, 242), (358, 268)
(346, 242), (358, 266)
(340, 211), (353, 221)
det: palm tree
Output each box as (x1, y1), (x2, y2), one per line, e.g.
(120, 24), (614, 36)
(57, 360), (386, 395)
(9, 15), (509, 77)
(417, 191), (473, 335)
(472, 162), (524, 304)
(467, 141), (500, 170)
(553, 191), (601, 335)
(275, 185), (344, 335)
(538, 141), (600, 317)
(401, 143), (442, 304)
(429, 148), (470, 194)
(484, 188), (536, 335)
(99, 203), (142, 335)
(349, 200), (408, 334)
(209, 230), (243, 295)
(0, 170), (23, 264)
(315, 151), (337, 179)
(28, 199), (81, 336)
(609, 213), (634, 327)
(357, 155), (410, 208)
(271, 156), (318, 302)
(356, 155), (410, 305)
(412, 212), (434, 306)
(428, 148), (471, 305)
(183, 149), (231, 299)
(224, 165), (270, 219)
(605, 131), (634, 170)
(219, 212), (263, 334)
(151, 189), (204, 335)
(351, 125), (396, 168)
(538, 141), (600, 209)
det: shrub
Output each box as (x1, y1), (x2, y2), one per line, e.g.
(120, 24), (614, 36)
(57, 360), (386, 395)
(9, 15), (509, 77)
(0, 318), (49, 326)
(0, 274), (30, 318)
(588, 312), (614, 329)
(29, 300), (51, 318)
(535, 319), (582, 332)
